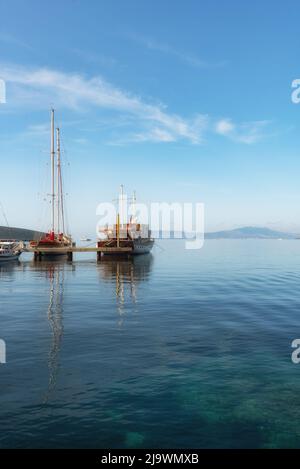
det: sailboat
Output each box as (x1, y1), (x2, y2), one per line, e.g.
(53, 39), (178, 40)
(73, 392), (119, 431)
(30, 110), (73, 256)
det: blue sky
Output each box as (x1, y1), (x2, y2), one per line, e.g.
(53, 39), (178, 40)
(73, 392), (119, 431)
(1, 0), (300, 236)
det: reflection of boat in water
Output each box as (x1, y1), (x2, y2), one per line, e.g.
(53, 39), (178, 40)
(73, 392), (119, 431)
(98, 254), (153, 283)
(0, 240), (23, 262)
(98, 254), (153, 322)
(0, 259), (23, 277)
(42, 261), (66, 402)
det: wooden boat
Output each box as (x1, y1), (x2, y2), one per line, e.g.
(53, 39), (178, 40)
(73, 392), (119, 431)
(30, 110), (73, 257)
(98, 186), (154, 256)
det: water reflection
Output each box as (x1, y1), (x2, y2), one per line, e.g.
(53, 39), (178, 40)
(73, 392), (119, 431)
(0, 261), (23, 279)
(41, 261), (66, 402)
(98, 254), (153, 323)
(27, 255), (153, 398)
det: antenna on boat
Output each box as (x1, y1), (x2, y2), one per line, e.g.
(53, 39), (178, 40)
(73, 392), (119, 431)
(50, 109), (56, 240)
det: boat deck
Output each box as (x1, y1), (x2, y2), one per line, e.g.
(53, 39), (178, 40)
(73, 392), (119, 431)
(25, 246), (133, 253)
(24, 245), (133, 260)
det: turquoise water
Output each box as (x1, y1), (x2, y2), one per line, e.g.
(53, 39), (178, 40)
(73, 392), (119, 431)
(1, 239), (300, 448)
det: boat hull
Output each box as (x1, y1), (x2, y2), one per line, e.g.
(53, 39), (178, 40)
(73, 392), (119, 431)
(99, 238), (154, 256)
(30, 236), (74, 258)
(0, 253), (20, 262)
(39, 251), (69, 257)
(132, 239), (154, 254)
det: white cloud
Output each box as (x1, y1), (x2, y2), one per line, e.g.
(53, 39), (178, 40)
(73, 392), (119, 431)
(0, 63), (269, 146)
(215, 119), (235, 136)
(131, 128), (176, 143)
(215, 118), (270, 144)
(0, 63), (208, 144)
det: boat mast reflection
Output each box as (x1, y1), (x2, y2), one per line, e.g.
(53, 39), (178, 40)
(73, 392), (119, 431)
(97, 254), (153, 325)
(42, 260), (67, 402)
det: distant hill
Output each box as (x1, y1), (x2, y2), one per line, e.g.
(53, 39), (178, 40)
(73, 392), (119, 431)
(0, 226), (45, 241)
(205, 226), (298, 239)
(1, 225), (298, 241)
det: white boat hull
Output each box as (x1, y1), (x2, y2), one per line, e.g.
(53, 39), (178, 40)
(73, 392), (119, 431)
(0, 241), (23, 262)
(0, 253), (20, 262)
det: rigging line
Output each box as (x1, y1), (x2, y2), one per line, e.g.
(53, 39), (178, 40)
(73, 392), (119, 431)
(59, 156), (65, 234)
(60, 136), (70, 235)
(56, 116), (63, 233)
(37, 152), (50, 233)
(58, 129), (67, 235)
(0, 201), (13, 239)
(0, 201), (10, 228)
(60, 131), (70, 165)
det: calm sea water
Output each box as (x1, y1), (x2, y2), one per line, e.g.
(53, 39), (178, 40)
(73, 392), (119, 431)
(1, 239), (300, 448)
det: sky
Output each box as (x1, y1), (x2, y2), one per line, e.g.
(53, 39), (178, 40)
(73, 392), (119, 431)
(1, 0), (300, 236)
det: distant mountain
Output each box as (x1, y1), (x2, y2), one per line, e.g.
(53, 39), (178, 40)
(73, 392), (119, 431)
(0, 226), (45, 241)
(1, 225), (298, 241)
(205, 226), (298, 239)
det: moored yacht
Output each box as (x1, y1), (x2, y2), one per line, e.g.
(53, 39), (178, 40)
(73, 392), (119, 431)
(0, 240), (23, 262)
(30, 110), (73, 257)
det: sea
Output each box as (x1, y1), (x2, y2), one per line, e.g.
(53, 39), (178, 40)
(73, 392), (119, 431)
(1, 239), (300, 448)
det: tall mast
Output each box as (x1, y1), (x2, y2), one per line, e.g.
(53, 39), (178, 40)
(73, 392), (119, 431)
(116, 213), (120, 248)
(51, 109), (55, 237)
(56, 127), (66, 235)
(56, 127), (61, 234)
(116, 185), (124, 245)
(119, 184), (124, 226)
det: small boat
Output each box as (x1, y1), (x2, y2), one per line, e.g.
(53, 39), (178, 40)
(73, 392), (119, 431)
(80, 237), (92, 242)
(30, 110), (73, 257)
(0, 240), (23, 262)
(97, 186), (154, 256)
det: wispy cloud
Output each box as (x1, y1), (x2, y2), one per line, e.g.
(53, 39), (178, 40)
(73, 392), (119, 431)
(0, 63), (269, 146)
(132, 128), (176, 143)
(215, 118), (270, 144)
(128, 33), (227, 69)
(0, 63), (208, 144)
